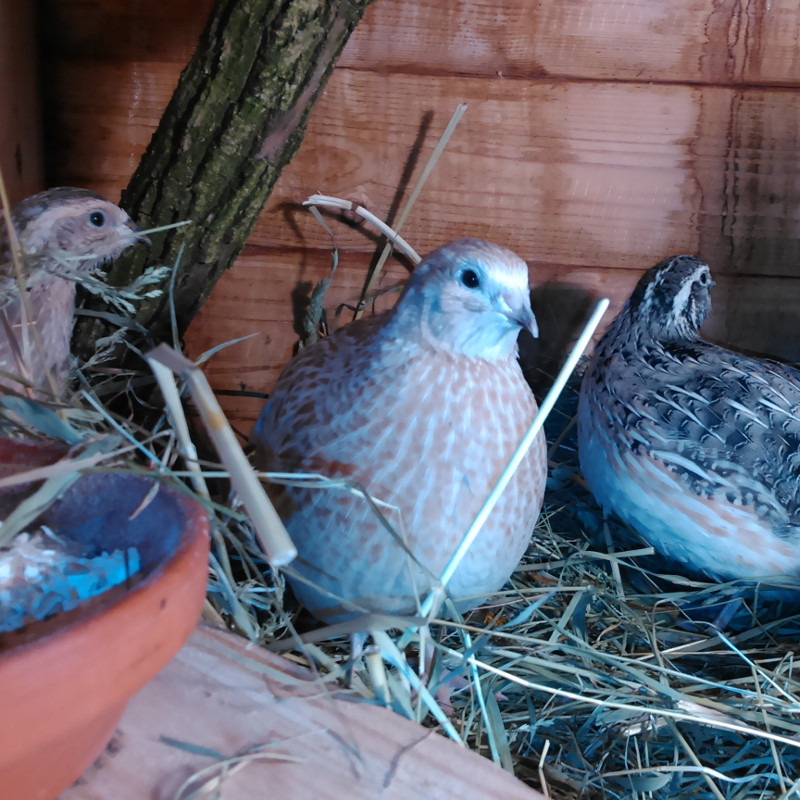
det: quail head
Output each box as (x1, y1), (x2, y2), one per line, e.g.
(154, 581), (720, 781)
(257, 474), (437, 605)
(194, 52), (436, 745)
(578, 254), (800, 582)
(0, 187), (147, 397)
(252, 238), (548, 623)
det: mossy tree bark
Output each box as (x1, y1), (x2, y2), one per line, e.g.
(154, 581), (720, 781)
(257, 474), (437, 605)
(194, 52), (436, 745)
(73, 0), (375, 359)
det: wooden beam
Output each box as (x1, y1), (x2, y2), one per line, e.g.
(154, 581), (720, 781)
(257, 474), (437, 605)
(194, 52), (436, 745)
(61, 625), (548, 800)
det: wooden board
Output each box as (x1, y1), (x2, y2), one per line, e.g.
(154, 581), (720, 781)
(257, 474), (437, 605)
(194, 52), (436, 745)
(340, 0), (800, 86)
(0, 2), (43, 203)
(43, 0), (800, 87)
(43, 60), (181, 197)
(49, 63), (800, 273)
(45, 56), (800, 260)
(40, 0), (210, 64)
(36, 0), (800, 432)
(60, 624), (547, 800)
(184, 248), (800, 431)
(42, 2), (800, 273)
(244, 73), (800, 272)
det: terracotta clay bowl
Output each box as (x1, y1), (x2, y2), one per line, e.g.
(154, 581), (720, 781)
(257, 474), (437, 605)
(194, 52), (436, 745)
(0, 439), (210, 800)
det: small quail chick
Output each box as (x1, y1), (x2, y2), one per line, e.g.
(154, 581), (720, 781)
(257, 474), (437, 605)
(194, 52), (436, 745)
(578, 254), (800, 582)
(0, 187), (147, 397)
(252, 239), (548, 623)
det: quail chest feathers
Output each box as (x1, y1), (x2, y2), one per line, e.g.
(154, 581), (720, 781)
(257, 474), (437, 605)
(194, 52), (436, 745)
(578, 254), (800, 581)
(252, 238), (548, 622)
(0, 187), (146, 397)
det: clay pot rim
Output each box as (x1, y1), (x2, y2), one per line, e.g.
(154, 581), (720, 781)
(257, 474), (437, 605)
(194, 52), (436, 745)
(0, 482), (209, 654)
(0, 468), (211, 771)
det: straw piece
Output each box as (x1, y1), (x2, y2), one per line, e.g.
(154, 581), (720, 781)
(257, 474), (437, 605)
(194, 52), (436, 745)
(0, 167), (61, 399)
(370, 628), (464, 744)
(0, 442), (139, 490)
(303, 195), (421, 264)
(145, 343), (297, 568)
(355, 103), (468, 319)
(146, 357), (209, 498)
(424, 297), (610, 617)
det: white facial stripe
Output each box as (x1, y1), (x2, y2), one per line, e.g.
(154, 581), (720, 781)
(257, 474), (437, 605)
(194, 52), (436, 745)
(669, 265), (706, 318)
(671, 273), (695, 318)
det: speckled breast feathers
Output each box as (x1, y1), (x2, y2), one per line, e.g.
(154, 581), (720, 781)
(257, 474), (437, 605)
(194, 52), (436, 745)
(578, 254), (800, 580)
(253, 238), (548, 621)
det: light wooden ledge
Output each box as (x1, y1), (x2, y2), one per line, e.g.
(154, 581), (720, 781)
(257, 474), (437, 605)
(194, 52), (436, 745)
(61, 624), (547, 800)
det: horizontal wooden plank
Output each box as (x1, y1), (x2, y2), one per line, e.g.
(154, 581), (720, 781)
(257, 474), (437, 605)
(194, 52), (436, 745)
(42, 0), (800, 87)
(184, 247), (800, 433)
(39, 0), (211, 64)
(43, 60), (179, 197)
(254, 72), (800, 277)
(62, 625), (546, 800)
(49, 64), (800, 280)
(0, 2), (43, 204)
(184, 249), (411, 406)
(371, 0), (800, 86)
(339, 0), (800, 86)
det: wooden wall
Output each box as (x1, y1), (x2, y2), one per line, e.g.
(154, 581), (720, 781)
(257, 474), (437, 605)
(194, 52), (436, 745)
(0, 2), (42, 204)
(40, 0), (800, 431)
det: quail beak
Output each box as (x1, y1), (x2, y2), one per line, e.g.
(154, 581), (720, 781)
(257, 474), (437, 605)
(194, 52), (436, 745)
(129, 222), (152, 247)
(498, 293), (539, 338)
(515, 306), (539, 338)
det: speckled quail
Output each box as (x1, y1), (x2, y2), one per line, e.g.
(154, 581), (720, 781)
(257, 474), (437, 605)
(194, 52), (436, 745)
(578, 254), (800, 582)
(253, 239), (548, 622)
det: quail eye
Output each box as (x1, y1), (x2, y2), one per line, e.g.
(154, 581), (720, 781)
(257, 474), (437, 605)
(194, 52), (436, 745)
(460, 268), (480, 289)
(89, 211), (106, 227)
(697, 271), (709, 286)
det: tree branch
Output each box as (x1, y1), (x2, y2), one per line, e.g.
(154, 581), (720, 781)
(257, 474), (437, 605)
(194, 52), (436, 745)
(74, 0), (375, 358)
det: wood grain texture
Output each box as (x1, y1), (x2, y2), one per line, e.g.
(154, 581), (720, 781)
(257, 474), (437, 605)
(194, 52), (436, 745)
(45, 62), (171, 198)
(340, 0), (800, 85)
(38, 0), (800, 431)
(43, 0), (800, 86)
(39, 0), (211, 63)
(49, 64), (800, 277)
(183, 246), (800, 431)
(0, 2), (43, 203)
(60, 624), (547, 800)
(184, 248), (411, 410)
(67, 0), (378, 357)
(249, 72), (800, 272)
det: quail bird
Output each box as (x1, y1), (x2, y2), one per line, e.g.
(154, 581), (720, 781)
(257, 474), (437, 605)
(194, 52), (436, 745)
(578, 254), (800, 582)
(0, 187), (146, 397)
(252, 239), (547, 622)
